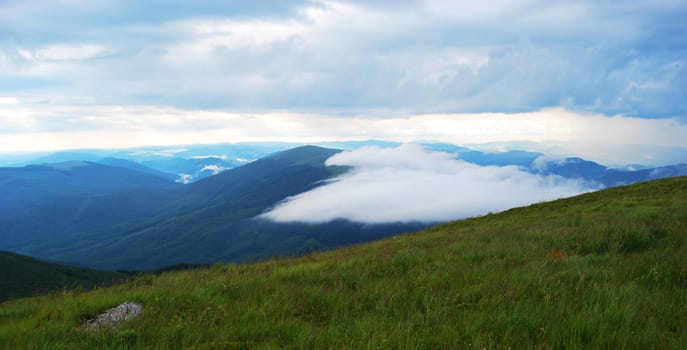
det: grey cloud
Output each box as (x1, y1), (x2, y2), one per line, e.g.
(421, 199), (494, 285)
(0, 0), (684, 118)
(262, 144), (592, 224)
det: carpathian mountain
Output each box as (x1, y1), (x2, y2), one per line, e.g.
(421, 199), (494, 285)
(422, 142), (687, 187)
(57, 146), (426, 270)
(0, 146), (428, 270)
(9, 141), (687, 188)
(2, 144), (686, 271)
(0, 161), (181, 253)
(140, 157), (244, 183)
(532, 157), (687, 187)
(6, 142), (303, 182)
(97, 158), (180, 182)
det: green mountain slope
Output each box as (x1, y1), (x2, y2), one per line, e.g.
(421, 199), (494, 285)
(1, 145), (424, 271)
(0, 251), (125, 302)
(1, 177), (685, 348)
(23, 146), (363, 270)
(0, 146), (332, 266)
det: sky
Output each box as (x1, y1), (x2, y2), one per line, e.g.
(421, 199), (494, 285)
(1, 0), (686, 165)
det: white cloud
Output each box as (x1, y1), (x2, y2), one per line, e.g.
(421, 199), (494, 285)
(200, 164), (225, 175)
(128, 148), (188, 157)
(0, 97), (19, 104)
(164, 19), (307, 62)
(192, 155), (229, 160)
(35, 44), (112, 61)
(176, 174), (193, 184)
(262, 144), (592, 224)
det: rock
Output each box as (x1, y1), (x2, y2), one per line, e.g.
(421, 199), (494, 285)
(84, 301), (143, 331)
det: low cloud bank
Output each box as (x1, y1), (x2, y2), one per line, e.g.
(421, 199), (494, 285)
(262, 144), (593, 224)
(200, 164), (225, 175)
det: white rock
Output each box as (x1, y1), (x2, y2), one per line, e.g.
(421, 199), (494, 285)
(84, 301), (143, 331)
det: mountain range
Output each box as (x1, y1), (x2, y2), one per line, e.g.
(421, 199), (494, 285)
(422, 142), (687, 187)
(0, 146), (426, 270)
(3, 140), (685, 186)
(1, 142), (686, 271)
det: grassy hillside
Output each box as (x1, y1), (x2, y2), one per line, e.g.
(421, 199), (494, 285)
(0, 251), (125, 302)
(1, 177), (685, 349)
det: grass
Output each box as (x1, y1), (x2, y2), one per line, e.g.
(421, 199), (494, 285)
(0, 251), (125, 302)
(1, 177), (686, 349)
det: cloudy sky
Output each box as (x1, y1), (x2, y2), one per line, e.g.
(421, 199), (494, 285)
(1, 0), (686, 165)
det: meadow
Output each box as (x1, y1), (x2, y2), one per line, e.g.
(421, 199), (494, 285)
(1, 177), (685, 349)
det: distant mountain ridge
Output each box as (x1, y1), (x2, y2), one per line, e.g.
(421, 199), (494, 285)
(421, 142), (687, 188)
(530, 157), (687, 187)
(97, 158), (180, 182)
(0, 161), (180, 251)
(6, 142), (300, 183)
(2, 143), (686, 270)
(1, 146), (426, 270)
(6, 141), (686, 186)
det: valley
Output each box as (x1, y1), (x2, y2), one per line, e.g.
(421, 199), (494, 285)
(2, 143), (686, 271)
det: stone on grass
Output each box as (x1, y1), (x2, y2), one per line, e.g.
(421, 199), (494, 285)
(84, 301), (143, 331)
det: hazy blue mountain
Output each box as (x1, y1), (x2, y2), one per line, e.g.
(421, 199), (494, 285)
(532, 157), (687, 187)
(1, 146), (428, 270)
(97, 157), (179, 182)
(534, 157), (609, 179)
(420, 142), (472, 153)
(39, 146), (418, 270)
(600, 163), (687, 186)
(15, 143), (308, 183)
(422, 143), (687, 187)
(24, 151), (108, 164)
(0, 161), (178, 201)
(423, 143), (544, 167)
(3, 144), (686, 271)
(0, 161), (180, 252)
(105, 142), (303, 164)
(140, 157), (244, 183)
